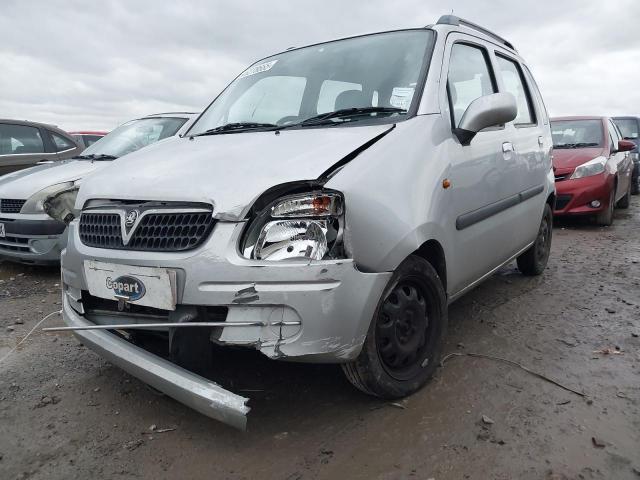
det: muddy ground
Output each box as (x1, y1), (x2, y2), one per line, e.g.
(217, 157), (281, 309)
(1, 199), (639, 480)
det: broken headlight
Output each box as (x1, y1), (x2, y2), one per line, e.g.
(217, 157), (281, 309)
(242, 191), (345, 261)
(21, 181), (75, 215)
(42, 183), (80, 224)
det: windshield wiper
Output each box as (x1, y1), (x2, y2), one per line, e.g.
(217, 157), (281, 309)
(192, 122), (279, 137)
(73, 154), (118, 161)
(296, 107), (407, 127)
(553, 143), (599, 149)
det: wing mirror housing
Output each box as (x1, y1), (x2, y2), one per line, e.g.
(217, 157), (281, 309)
(615, 139), (636, 153)
(454, 92), (518, 146)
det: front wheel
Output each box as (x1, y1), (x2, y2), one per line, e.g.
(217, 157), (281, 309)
(342, 255), (447, 399)
(517, 203), (552, 276)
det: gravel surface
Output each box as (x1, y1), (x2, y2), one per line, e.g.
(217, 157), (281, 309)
(1, 198), (639, 480)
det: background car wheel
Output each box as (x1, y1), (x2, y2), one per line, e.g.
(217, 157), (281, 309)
(631, 177), (639, 195)
(595, 191), (615, 226)
(517, 203), (552, 276)
(616, 180), (631, 209)
(342, 255), (447, 399)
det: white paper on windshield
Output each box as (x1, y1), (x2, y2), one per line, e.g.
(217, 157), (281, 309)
(238, 60), (278, 79)
(390, 87), (415, 110)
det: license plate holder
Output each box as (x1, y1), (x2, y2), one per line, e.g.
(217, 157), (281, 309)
(83, 260), (177, 311)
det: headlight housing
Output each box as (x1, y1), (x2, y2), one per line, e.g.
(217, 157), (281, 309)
(21, 181), (75, 214)
(569, 156), (607, 180)
(241, 191), (345, 261)
(42, 182), (81, 224)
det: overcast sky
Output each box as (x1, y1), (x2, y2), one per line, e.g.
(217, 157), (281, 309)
(1, 0), (638, 131)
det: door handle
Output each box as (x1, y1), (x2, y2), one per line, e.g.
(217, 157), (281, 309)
(538, 136), (544, 147)
(502, 142), (515, 154)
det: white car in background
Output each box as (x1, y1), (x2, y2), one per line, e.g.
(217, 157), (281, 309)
(0, 112), (197, 264)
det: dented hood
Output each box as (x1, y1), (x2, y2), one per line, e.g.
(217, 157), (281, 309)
(77, 124), (392, 218)
(0, 160), (104, 199)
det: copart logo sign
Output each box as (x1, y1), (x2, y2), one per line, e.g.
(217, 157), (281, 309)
(106, 275), (146, 301)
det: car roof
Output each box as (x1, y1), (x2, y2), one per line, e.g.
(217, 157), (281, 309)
(551, 116), (607, 122)
(69, 131), (108, 135)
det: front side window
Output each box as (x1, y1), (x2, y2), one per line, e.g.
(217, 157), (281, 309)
(0, 124), (44, 155)
(551, 120), (604, 148)
(447, 43), (496, 127)
(612, 118), (639, 140)
(190, 30), (435, 134)
(51, 132), (75, 151)
(80, 117), (187, 157)
(495, 55), (535, 125)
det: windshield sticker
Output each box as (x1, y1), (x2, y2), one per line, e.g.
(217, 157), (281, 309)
(390, 87), (415, 110)
(238, 60), (278, 79)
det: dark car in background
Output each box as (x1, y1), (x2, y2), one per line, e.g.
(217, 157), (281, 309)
(69, 131), (108, 150)
(551, 116), (635, 225)
(0, 119), (82, 176)
(612, 116), (639, 194)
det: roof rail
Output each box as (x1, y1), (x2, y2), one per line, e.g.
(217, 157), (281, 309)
(437, 15), (516, 51)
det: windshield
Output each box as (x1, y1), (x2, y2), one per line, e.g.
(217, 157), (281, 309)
(189, 30), (434, 135)
(551, 119), (604, 148)
(612, 118), (639, 140)
(81, 117), (188, 157)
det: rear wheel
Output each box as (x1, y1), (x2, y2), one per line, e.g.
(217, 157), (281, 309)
(595, 190), (615, 226)
(632, 175), (639, 195)
(517, 204), (552, 276)
(342, 255), (447, 399)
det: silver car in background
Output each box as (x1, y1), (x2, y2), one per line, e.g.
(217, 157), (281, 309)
(55, 16), (555, 429)
(0, 113), (196, 264)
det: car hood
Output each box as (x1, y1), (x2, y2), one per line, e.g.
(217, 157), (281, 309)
(0, 160), (106, 199)
(552, 147), (605, 174)
(77, 124), (393, 219)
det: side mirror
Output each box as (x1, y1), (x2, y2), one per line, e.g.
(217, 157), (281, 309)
(454, 92), (518, 145)
(615, 139), (636, 153)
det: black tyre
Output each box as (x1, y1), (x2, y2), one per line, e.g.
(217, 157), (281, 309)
(631, 176), (639, 195)
(595, 191), (615, 226)
(341, 255), (447, 399)
(616, 180), (631, 209)
(517, 203), (552, 276)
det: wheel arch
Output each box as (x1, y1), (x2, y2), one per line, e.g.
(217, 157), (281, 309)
(412, 239), (447, 292)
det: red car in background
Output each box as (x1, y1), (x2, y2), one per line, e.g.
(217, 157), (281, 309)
(69, 130), (107, 150)
(551, 116), (635, 225)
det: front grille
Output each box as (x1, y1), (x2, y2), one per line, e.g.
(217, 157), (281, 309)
(555, 194), (572, 211)
(79, 209), (215, 252)
(554, 174), (568, 182)
(0, 199), (26, 213)
(0, 235), (29, 252)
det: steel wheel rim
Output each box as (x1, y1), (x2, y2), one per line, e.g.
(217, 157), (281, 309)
(375, 278), (432, 380)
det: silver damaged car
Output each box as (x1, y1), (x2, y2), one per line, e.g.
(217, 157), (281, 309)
(53, 16), (556, 429)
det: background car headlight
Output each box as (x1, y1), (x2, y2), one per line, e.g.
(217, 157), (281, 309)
(21, 181), (75, 214)
(569, 156), (606, 180)
(242, 191), (345, 261)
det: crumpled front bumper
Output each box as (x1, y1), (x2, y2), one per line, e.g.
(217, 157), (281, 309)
(63, 295), (251, 429)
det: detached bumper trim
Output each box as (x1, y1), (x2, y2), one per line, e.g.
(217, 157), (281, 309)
(62, 297), (250, 430)
(0, 217), (66, 236)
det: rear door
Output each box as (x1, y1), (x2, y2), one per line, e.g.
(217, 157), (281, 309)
(492, 52), (550, 249)
(0, 122), (56, 175)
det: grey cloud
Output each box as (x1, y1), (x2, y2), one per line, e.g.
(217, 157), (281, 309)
(1, 0), (638, 131)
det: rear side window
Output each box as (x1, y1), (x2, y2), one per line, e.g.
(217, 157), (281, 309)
(51, 132), (75, 151)
(447, 43), (496, 127)
(495, 55), (535, 126)
(522, 65), (548, 125)
(0, 123), (45, 155)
